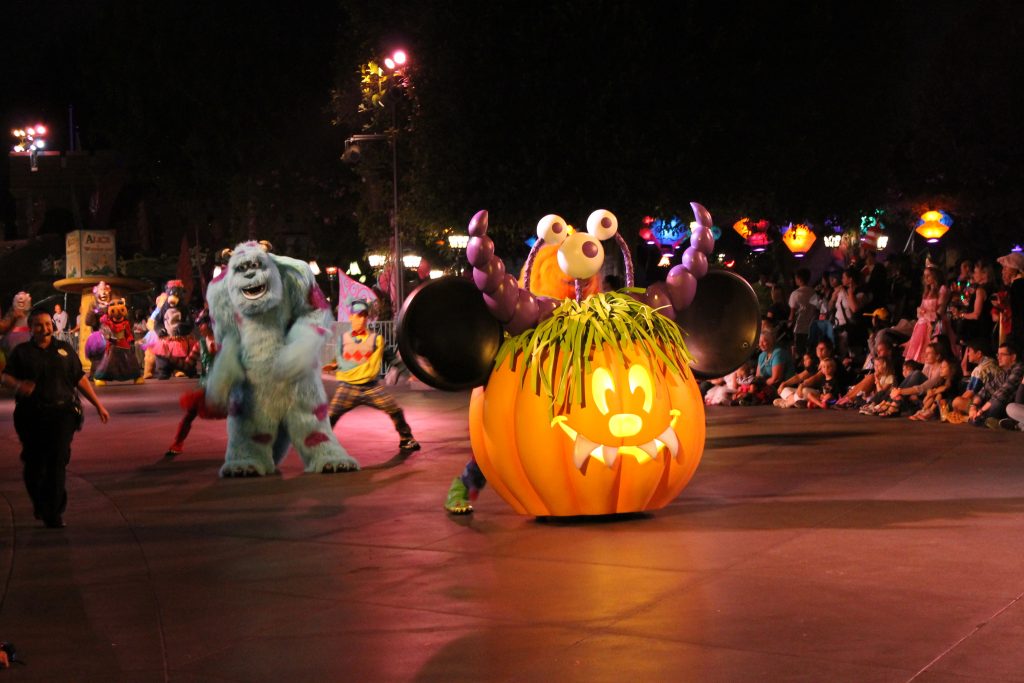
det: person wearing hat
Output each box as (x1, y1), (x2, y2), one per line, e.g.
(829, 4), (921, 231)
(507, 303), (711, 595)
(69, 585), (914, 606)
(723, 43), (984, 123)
(997, 252), (1024, 347)
(326, 298), (419, 454)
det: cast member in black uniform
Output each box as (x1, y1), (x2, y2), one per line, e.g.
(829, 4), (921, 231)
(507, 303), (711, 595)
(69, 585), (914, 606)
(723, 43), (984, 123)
(0, 309), (110, 528)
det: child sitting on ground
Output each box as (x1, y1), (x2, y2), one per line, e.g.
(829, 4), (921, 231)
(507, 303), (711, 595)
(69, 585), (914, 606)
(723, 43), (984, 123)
(774, 352), (818, 407)
(705, 360), (752, 406)
(867, 359), (926, 417)
(803, 357), (843, 408)
(729, 361), (760, 405)
(911, 357), (961, 421)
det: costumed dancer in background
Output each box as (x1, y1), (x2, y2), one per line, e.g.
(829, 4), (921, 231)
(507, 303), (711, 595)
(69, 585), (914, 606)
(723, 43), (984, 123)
(326, 297), (420, 454)
(93, 299), (144, 385)
(84, 281), (112, 376)
(141, 290), (168, 379)
(151, 307), (198, 379)
(150, 280), (196, 379)
(0, 292), (33, 372)
(165, 306), (224, 457)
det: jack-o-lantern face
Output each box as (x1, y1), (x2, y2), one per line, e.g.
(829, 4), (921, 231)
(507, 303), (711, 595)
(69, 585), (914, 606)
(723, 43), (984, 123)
(469, 292), (705, 516)
(554, 357), (680, 470)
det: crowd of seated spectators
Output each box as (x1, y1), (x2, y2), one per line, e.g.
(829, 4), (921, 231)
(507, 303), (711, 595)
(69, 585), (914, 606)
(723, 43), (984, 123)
(701, 246), (1024, 432)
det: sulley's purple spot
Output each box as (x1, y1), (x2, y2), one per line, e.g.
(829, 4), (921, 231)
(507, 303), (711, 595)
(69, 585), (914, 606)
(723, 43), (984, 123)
(252, 433), (272, 444)
(211, 269), (226, 284)
(313, 325), (326, 336)
(313, 403), (328, 421)
(308, 285), (330, 310)
(583, 241), (599, 258)
(304, 432), (330, 448)
(234, 312), (243, 325)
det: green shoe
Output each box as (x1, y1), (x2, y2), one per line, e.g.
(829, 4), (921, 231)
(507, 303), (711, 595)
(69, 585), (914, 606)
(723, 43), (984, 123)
(444, 477), (473, 514)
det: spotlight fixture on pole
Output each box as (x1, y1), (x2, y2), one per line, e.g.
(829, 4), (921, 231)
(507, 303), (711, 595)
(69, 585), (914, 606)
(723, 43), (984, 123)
(11, 124), (48, 172)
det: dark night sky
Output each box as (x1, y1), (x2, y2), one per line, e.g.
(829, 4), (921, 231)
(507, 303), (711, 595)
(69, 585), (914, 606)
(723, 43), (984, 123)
(3, 1), (1023, 252)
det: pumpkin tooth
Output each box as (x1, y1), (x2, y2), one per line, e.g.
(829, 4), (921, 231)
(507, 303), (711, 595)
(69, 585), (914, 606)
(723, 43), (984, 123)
(657, 427), (680, 459)
(639, 440), (660, 461)
(573, 434), (600, 470)
(602, 445), (619, 468)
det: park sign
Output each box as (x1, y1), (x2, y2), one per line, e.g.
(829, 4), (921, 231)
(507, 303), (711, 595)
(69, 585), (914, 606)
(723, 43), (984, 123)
(65, 230), (117, 278)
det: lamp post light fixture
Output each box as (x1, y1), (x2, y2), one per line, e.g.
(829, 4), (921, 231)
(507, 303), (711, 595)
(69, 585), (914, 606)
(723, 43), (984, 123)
(12, 124), (47, 172)
(367, 253), (387, 269)
(402, 254), (422, 269)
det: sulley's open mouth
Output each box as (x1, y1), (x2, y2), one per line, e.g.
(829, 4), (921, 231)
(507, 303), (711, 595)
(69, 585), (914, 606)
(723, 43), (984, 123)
(242, 283), (267, 299)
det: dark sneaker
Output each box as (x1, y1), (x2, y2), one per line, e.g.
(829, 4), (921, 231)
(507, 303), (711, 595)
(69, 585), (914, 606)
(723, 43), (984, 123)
(399, 437), (421, 452)
(998, 418), (1020, 431)
(165, 443), (183, 458)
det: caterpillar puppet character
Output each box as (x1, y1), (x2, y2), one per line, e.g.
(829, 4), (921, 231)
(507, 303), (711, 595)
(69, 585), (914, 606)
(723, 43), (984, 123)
(398, 204), (759, 516)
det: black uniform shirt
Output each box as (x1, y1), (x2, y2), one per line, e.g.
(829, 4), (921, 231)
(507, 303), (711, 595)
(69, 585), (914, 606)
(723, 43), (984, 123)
(5, 339), (84, 407)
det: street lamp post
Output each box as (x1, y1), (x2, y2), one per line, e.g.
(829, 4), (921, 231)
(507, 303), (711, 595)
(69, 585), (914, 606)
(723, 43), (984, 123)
(346, 48), (410, 319)
(343, 132), (401, 312)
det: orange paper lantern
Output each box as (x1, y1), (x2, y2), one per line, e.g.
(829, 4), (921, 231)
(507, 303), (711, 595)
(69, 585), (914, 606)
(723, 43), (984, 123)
(782, 223), (816, 257)
(915, 210), (951, 243)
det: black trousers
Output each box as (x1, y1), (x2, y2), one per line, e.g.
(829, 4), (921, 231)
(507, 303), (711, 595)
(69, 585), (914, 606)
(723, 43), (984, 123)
(13, 404), (78, 522)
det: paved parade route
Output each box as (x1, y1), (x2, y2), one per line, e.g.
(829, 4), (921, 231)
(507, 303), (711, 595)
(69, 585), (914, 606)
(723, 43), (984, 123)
(1, 378), (1023, 682)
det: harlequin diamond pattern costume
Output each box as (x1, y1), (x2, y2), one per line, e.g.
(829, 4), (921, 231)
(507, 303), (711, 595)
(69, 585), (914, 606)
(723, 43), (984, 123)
(328, 298), (419, 453)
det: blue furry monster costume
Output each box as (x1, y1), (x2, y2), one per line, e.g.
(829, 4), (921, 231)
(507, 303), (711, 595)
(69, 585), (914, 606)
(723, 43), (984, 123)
(205, 241), (360, 477)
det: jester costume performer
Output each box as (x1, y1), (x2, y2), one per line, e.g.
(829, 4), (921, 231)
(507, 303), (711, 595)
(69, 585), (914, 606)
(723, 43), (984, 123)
(327, 298), (419, 453)
(93, 299), (144, 384)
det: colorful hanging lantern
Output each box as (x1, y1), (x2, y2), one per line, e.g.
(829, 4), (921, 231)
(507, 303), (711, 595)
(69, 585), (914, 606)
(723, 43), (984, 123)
(649, 216), (690, 249)
(735, 218), (772, 252)
(781, 223), (816, 257)
(915, 210), (952, 243)
(733, 217), (753, 240)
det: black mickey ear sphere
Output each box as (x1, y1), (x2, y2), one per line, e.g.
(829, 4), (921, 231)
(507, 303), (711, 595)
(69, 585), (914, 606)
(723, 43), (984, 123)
(397, 277), (505, 391)
(677, 269), (761, 380)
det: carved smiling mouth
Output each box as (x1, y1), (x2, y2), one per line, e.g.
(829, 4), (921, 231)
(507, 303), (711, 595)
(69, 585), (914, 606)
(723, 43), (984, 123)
(242, 283), (267, 299)
(551, 409), (681, 470)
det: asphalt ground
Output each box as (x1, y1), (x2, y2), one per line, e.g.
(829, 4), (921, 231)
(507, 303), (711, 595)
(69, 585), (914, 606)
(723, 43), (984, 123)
(1, 377), (1022, 682)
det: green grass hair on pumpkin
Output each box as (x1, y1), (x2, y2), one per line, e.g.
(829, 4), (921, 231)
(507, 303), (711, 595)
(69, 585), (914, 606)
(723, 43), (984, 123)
(493, 291), (695, 412)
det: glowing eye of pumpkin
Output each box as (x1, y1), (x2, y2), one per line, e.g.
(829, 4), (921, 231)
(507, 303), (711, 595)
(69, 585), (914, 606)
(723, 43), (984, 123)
(628, 364), (654, 413)
(591, 367), (615, 415)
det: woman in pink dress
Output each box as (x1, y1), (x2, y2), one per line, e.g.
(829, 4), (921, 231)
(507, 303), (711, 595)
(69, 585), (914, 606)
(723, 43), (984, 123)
(903, 266), (950, 363)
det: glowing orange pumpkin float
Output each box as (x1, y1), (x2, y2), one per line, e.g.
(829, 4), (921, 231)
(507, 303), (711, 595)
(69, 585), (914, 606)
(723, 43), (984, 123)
(469, 296), (705, 515)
